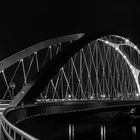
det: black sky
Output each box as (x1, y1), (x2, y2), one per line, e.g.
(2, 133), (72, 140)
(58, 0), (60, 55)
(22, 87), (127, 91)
(0, 1), (140, 60)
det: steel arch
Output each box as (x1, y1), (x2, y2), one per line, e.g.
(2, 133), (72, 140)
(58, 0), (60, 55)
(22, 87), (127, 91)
(98, 35), (140, 95)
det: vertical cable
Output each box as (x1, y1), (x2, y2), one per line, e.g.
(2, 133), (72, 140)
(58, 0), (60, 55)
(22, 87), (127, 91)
(80, 49), (83, 98)
(35, 52), (39, 72)
(43, 47), (50, 66)
(4, 61), (21, 98)
(71, 58), (84, 99)
(26, 54), (35, 80)
(1, 71), (12, 100)
(71, 58), (74, 99)
(61, 68), (64, 99)
(21, 59), (27, 85)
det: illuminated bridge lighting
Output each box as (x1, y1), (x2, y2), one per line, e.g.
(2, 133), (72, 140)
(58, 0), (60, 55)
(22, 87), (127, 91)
(0, 33), (140, 103)
(41, 35), (140, 101)
(1, 34), (140, 140)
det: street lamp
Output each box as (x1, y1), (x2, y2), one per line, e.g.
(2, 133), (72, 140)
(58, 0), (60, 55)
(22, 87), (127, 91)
(9, 82), (16, 99)
(68, 94), (72, 100)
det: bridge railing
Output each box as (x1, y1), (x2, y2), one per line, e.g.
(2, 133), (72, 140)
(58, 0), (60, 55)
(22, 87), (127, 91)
(1, 101), (94, 140)
(1, 113), (38, 140)
(1, 100), (140, 140)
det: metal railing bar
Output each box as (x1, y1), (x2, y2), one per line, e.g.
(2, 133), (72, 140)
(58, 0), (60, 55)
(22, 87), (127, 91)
(1, 115), (38, 140)
(1, 124), (13, 140)
(2, 71), (12, 100)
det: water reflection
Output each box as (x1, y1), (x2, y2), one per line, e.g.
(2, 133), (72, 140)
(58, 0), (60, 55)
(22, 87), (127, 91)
(66, 111), (137, 140)
(132, 125), (136, 135)
(101, 125), (106, 140)
(67, 120), (136, 140)
(132, 125), (136, 139)
(69, 123), (74, 140)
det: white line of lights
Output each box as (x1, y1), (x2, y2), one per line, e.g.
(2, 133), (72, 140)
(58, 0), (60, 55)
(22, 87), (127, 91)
(107, 35), (139, 51)
(99, 36), (140, 95)
(110, 35), (131, 44)
(124, 39), (139, 51)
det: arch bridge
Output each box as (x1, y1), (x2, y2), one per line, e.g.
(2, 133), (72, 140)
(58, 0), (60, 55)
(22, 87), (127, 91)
(1, 33), (140, 140)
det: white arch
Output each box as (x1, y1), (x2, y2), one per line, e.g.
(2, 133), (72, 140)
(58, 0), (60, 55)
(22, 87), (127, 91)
(98, 36), (140, 95)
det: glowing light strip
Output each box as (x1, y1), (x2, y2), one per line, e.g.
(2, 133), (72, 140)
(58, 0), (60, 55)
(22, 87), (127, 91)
(99, 38), (140, 95)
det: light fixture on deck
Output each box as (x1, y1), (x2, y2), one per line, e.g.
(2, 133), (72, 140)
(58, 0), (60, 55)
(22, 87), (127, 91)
(90, 95), (94, 100)
(9, 83), (16, 98)
(68, 94), (72, 100)
(135, 92), (140, 100)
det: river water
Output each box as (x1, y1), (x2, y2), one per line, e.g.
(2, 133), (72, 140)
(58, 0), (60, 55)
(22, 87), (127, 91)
(16, 109), (138, 140)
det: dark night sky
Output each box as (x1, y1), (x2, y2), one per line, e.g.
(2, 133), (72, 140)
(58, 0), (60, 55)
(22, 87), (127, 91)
(0, 1), (140, 60)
